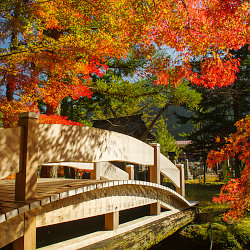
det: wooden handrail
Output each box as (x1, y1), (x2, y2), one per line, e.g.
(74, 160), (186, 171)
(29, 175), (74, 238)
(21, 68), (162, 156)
(0, 112), (182, 189)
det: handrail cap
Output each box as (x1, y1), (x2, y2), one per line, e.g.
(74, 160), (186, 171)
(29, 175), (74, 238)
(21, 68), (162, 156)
(18, 112), (39, 119)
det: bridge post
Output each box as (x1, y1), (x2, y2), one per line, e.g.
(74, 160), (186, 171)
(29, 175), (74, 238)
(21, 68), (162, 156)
(126, 165), (134, 180)
(13, 112), (39, 250)
(176, 164), (185, 197)
(149, 143), (160, 184)
(149, 143), (161, 215)
(90, 163), (101, 180)
(105, 211), (119, 230)
(15, 112), (39, 200)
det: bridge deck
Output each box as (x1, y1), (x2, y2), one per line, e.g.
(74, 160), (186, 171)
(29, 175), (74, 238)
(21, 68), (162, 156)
(0, 178), (109, 223)
(0, 178), (197, 249)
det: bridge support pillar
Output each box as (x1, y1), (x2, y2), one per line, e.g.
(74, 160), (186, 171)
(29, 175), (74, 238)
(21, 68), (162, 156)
(150, 201), (161, 216)
(126, 165), (134, 180)
(149, 143), (161, 215)
(149, 143), (160, 184)
(15, 112), (39, 201)
(176, 164), (185, 197)
(105, 211), (119, 230)
(13, 112), (39, 250)
(13, 210), (36, 250)
(90, 163), (101, 180)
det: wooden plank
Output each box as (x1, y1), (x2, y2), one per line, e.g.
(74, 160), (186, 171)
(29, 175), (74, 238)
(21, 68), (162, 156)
(0, 214), (24, 248)
(0, 201), (29, 214)
(0, 197), (15, 202)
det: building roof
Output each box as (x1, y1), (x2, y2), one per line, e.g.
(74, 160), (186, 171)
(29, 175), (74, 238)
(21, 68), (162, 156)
(176, 140), (192, 146)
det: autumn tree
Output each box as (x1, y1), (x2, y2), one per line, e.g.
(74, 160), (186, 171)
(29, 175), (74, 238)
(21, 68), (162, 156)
(177, 45), (250, 180)
(58, 49), (201, 144)
(207, 115), (250, 221)
(0, 0), (248, 127)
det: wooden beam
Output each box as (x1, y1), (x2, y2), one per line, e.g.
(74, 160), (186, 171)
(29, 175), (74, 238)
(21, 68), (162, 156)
(126, 165), (134, 180)
(15, 112), (39, 201)
(0, 214), (24, 248)
(150, 201), (161, 216)
(35, 182), (191, 228)
(14, 112), (39, 250)
(176, 164), (185, 197)
(149, 143), (160, 184)
(13, 210), (36, 250)
(149, 144), (161, 215)
(90, 163), (100, 180)
(105, 211), (119, 230)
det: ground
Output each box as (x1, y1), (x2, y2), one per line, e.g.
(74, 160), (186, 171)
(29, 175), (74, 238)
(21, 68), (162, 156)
(152, 175), (250, 249)
(182, 176), (250, 249)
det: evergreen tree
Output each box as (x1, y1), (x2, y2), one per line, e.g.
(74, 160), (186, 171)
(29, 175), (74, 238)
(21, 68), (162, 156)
(59, 51), (202, 142)
(178, 45), (250, 180)
(152, 116), (180, 157)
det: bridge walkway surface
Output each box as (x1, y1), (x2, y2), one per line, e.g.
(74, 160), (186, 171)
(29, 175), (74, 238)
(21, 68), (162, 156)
(0, 178), (198, 249)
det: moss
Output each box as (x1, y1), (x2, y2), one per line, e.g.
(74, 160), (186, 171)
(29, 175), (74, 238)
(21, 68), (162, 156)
(179, 222), (244, 249)
(179, 182), (250, 249)
(229, 217), (250, 248)
(180, 223), (209, 240)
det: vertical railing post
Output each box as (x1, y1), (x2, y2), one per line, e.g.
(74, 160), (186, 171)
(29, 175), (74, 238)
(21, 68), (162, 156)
(149, 143), (161, 215)
(184, 159), (189, 180)
(105, 211), (119, 230)
(176, 164), (185, 197)
(126, 164), (134, 180)
(90, 163), (100, 180)
(15, 112), (39, 200)
(13, 112), (39, 250)
(149, 143), (160, 184)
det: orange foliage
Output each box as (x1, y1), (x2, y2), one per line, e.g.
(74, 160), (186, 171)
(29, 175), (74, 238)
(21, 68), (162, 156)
(39, 114), (84, 126)
(0, 0), (249, 126)
(207, 115), (250, 221)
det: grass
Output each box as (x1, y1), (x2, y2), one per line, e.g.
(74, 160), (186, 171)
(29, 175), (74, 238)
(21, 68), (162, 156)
(180, 176), (250, 249)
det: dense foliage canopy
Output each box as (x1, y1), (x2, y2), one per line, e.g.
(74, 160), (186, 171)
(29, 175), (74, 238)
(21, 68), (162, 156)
(0, 0), (248, 126)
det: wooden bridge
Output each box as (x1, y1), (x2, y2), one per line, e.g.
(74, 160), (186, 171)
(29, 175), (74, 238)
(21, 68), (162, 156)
(0, 112), (197, 249)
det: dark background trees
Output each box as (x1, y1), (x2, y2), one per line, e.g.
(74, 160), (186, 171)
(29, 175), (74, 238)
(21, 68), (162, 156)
(177, 45), (250, 180)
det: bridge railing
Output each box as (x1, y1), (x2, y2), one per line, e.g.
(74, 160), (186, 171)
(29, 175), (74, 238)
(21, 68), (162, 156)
(0, 112), (185, 201)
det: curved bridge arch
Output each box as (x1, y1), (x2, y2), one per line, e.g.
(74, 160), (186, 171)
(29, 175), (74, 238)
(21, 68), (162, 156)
(0, 179), (191, 227)
(36, 179), (192, 227)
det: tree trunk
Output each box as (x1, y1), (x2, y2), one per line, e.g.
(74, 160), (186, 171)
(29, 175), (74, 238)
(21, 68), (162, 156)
(203, 162), (206, 184)
(234, 155), (241, 178)
(40, 165), (58, 178)
(64, 167), (76, 179)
